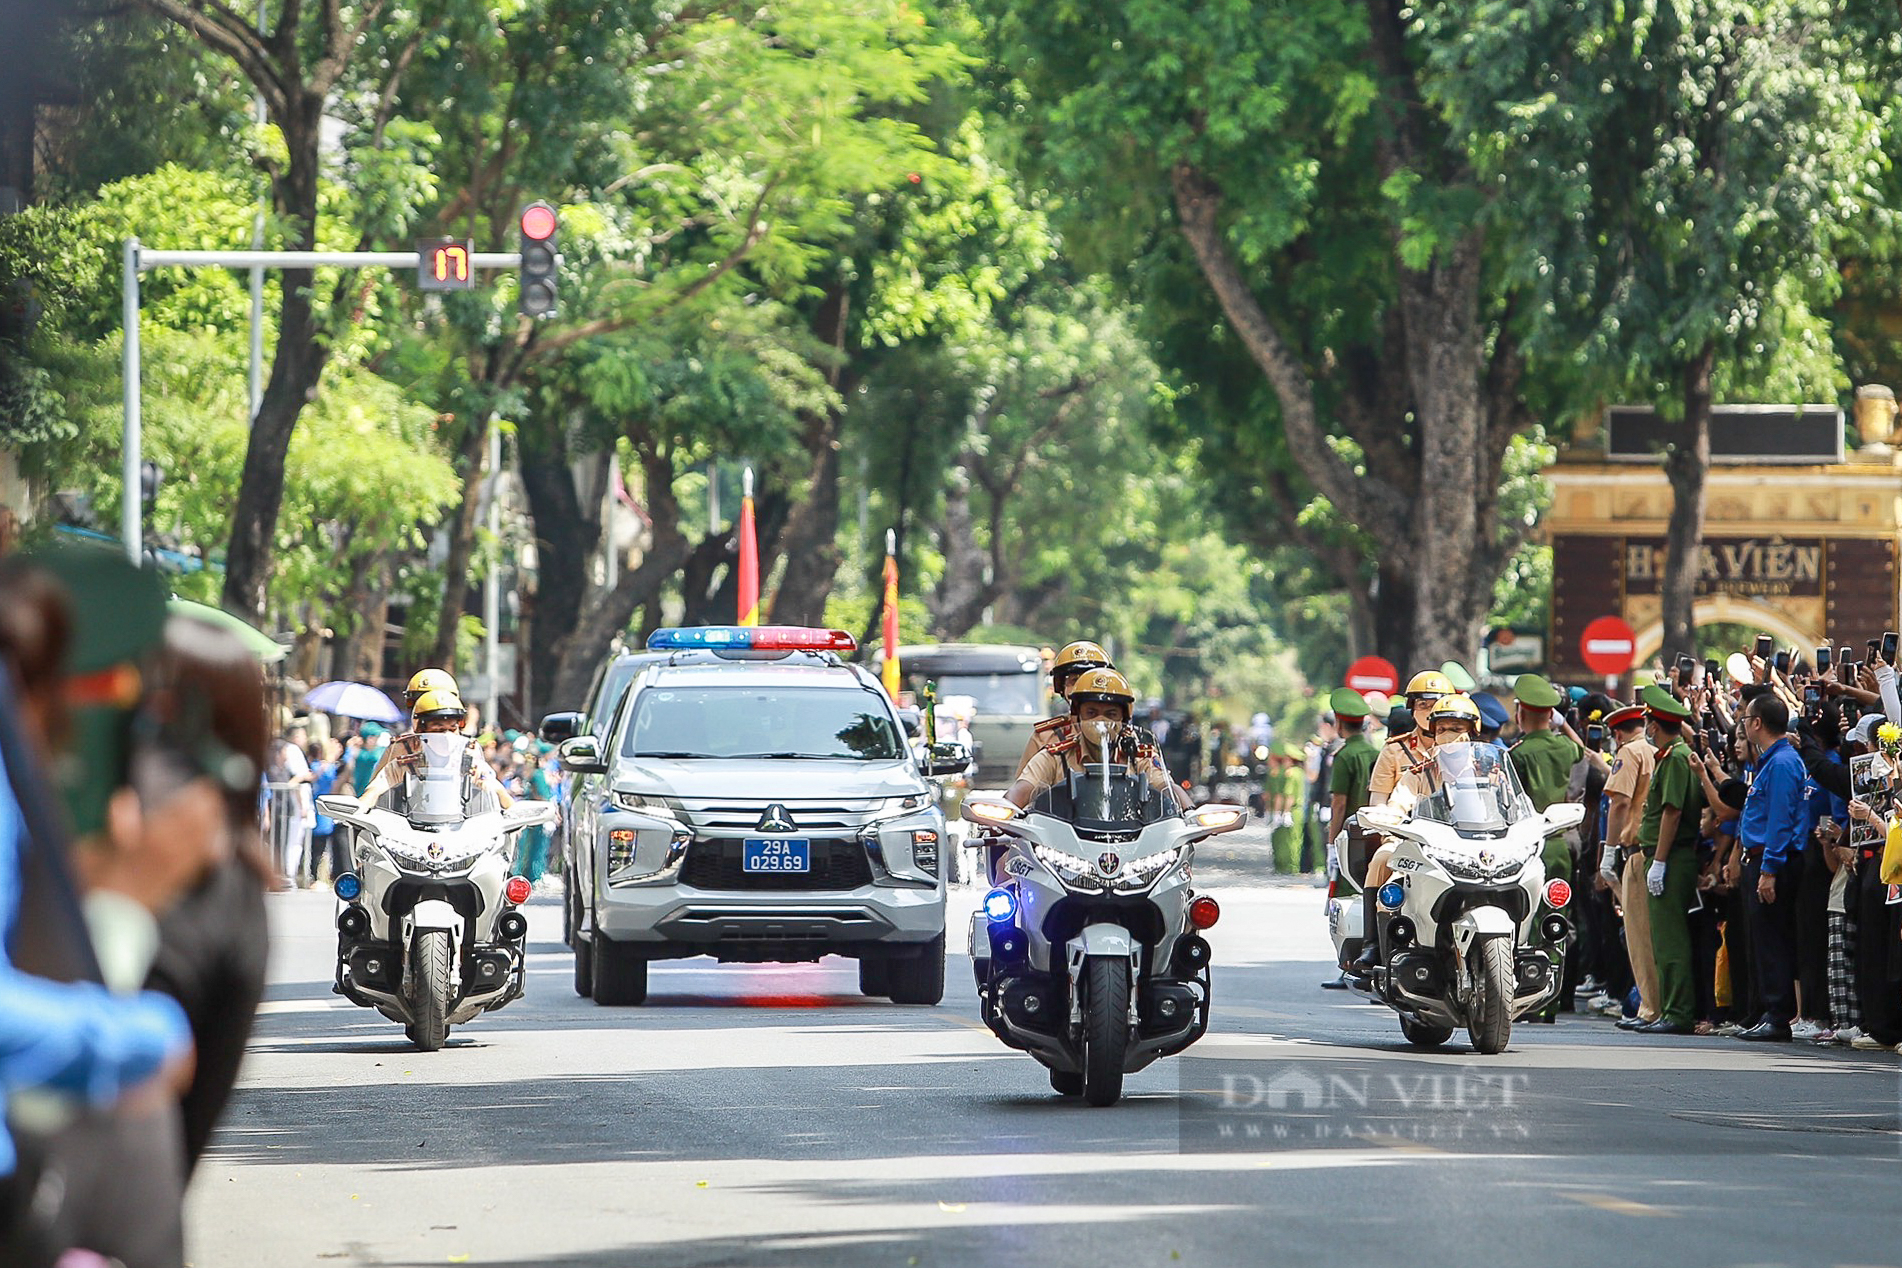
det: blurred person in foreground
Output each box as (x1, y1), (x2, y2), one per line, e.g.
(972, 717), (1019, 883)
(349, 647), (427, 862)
(0, 550), (205, 1268)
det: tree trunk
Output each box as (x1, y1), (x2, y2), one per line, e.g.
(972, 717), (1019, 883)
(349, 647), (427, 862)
(546, 444), (689, 707)
(1399, 231), (1487, 668)
(930, 466), (997, 639)
(516, 417), (602, 713)
(222, 99), (329, 620)
(1660, 344), (1716, 661)
(428, 412), (493, 671)
(1373, 561), (1417, 675)
(769, 284), (852, 626)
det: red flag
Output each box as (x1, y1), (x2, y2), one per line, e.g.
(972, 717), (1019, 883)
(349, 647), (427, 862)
(881, 529), (900, 695)
(737, 467), (759, 627)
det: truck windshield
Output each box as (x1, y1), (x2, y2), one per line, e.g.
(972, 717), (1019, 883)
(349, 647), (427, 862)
(925, 672), (1042, 718)
(622, 686), (907, 760)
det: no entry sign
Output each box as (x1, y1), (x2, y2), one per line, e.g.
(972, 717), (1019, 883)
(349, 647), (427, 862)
(1345, 655), (1400, 696)
(1579, 615), (1638, 676)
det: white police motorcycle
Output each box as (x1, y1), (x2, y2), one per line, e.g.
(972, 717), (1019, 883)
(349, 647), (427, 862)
(963, 752), (1245, 1106)
(1327, 742), (1580, 1055)
(317, 734), (558, 1050)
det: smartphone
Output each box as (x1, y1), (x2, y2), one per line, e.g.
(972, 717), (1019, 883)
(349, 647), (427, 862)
(1704, 658), (1720, 684)
(1755, 634), (1775, 660)
(1585, 723), (1607, 749)
(1804, 686), (1821, 709)
(1869, 638), (1882, 661)
(1815, 646), (1831, 673)
(1840, 646), (1856, 673)
(1884, 631), (1899, 661)
(1773, 650), (1790, 674)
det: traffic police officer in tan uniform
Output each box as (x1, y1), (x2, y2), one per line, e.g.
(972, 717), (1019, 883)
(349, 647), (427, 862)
(1368, 670), (1454, 805)
(1014, 641), (1114, 777)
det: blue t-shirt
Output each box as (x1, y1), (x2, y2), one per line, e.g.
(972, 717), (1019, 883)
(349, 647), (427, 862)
(0, 733), (189, 1174)
(311, 759), (342, 834)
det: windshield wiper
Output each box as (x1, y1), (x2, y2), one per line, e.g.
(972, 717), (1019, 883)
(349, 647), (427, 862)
(634, 751), (709, 759)
(727, 751), (853, 760)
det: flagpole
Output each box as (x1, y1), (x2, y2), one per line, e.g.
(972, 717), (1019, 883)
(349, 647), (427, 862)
(737, 466), (760, 627)
(881, 528), (901, 696)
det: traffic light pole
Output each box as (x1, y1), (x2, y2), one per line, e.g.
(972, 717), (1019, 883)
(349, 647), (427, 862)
(119, 239), (523, 563)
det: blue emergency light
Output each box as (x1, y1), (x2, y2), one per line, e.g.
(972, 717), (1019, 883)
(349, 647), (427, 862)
(1377, 881), (1406, 910)
(645, 625), (858, 653)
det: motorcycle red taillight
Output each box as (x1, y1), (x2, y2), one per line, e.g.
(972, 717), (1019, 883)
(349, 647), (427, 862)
(1188, 895), (1221, 929)
(504, 876), (532, 905)
(1543, 878), (1572, 909)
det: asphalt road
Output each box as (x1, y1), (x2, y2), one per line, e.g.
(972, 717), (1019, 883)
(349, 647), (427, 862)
(187, 835), (1901, 1268)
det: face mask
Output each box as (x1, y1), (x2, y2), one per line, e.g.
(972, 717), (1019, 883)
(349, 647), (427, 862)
(1079, 718), (1121, 748)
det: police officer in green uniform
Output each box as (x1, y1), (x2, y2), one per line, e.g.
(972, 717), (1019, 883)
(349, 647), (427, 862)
(1324, 689), (1379, 978)
(1507, 673), (1604, 1021)
(1633, 685), (1705, 1035)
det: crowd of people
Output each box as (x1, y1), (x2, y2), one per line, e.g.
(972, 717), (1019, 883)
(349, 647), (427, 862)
(0, 542), (274, 1266)
(260, 712), (564, 893)
(1302, 643), (1902, 1052)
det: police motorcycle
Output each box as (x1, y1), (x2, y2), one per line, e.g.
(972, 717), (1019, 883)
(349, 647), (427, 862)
(963, 740), (1245, 1106)
(317, 733), (558, 1051)
(1327, 742), (1580, 1055)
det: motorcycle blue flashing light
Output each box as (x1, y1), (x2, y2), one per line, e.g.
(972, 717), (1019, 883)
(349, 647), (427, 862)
(983, 888), (1017, 923)
(1377, 881), (1406, 910)
(645, 625), (858, 653)
(334, 872), (361, 901)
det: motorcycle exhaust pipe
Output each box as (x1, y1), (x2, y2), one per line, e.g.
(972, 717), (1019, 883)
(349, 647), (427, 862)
(498, 911), (529, 942)
(337, 907), (370, 939)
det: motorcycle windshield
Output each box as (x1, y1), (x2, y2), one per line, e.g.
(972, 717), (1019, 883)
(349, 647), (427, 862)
(1411, 742), (1533, 837)
(397, 733), (477, 827)
(1031, 766), (1178, 832)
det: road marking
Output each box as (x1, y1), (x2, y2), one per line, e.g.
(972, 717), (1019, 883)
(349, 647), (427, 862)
(1562, 1192), (1673, 1217)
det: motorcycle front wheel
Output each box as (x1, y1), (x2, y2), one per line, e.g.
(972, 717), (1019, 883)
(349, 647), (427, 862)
(1080, 955), (1131, 1107)
(1466, 938), (1514, 1055)
(408, 929), (453, 1051)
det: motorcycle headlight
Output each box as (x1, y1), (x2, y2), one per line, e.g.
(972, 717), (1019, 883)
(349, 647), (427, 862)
(1426, 849), (1486, 881)
(1032, 844), (1104, 892)
(1112, 847), (1184, 891)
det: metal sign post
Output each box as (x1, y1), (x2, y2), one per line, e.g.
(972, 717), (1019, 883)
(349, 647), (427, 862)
(119, 243), (522, 562)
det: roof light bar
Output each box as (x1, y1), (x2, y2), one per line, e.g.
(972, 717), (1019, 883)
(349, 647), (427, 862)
(645, 626), (859, 653)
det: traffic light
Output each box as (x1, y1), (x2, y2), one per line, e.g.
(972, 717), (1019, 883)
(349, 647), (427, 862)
(518, 201), (558, 317)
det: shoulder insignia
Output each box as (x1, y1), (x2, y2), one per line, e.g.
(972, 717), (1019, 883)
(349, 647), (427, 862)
(1035, 717), (1076, 752)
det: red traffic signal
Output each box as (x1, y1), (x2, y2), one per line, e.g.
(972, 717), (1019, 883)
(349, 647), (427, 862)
(518, 201), (559, 317)
(520, 202), (558, 242)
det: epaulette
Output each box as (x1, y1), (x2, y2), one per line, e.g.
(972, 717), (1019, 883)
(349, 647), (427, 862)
(1130, 724), (1159, 747)
(1034, 716), (1076, 752)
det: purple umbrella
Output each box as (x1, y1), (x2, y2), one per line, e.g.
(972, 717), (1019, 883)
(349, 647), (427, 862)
(304, 680), (404, 723)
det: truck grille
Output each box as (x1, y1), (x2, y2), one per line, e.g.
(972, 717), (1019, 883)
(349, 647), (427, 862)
(678, 839), (874, 891)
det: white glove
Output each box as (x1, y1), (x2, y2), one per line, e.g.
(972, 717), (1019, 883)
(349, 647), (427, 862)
(1646, 859), (1667, 897)
(1325, 840), (1341, 880)
(1598, 847), (1620, 884)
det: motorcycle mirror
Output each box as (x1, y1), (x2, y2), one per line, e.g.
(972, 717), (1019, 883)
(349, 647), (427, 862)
(1189, 804), (1247, 832)
(1358, 803), (1406, 831)
(1543, 802), (1586, 832)
(962, 797), (1020, 826)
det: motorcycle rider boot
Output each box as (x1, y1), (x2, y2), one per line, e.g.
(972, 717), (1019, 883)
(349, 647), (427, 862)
(1351, 896), (1381, 973)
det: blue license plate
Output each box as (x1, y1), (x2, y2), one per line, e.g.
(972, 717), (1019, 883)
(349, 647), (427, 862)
(742, 838), (810, 873)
